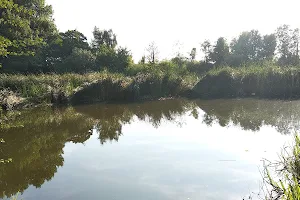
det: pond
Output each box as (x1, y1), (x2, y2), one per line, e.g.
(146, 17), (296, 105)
(0, 98), (299, 200)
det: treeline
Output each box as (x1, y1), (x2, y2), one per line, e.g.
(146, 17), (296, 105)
(1, 0), (300, 75)
(0, 0), (132, 73)
(199, 26), (299, 67)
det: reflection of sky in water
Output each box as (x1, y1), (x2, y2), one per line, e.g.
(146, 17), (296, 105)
(20, 108), (292, 200)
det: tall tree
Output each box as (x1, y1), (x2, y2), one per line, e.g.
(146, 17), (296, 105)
(146, 42), (159, 64)
(291, 28), (299, 65)
(259, 34), (277, 60)
(201, 40), (211, 63)
(276, 25), (299, 66)
(209, 37), (229, 66)
(190, 48), (197, 61)
(92, 27), (117, 49)
(139, 55), (146, 64)
(1, 0), (58, 72)
(13, 0), (57, 41)
(59, 30), (89, 58)
(0, 0), (43, 60)
(231, 30), (262, 63)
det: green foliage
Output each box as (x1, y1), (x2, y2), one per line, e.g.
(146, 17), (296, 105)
(57, 48), (96, 73)
(0, 0), (58, 72)
(209, 37), (229, 66)
(277, 25), (300, 66)
(263, 135), (300, 200)
(228, 30), (277, 67)
(189, 48), (197, 61)
(230, 30), (262, 63)
(0, 66), (198, 106)
(261, 34), (277, 60)
(201, 40), (212, 63)
(92, 27), (117, 49)
(95, 45), (133, 72)
(0, 0), (43, 59)
(59, 30), (90, 58)
(13, 0), (57, 40)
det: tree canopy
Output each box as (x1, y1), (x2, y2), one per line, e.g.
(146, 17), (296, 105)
(0, 0), (43, 59)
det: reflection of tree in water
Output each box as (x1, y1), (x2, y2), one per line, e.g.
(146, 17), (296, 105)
(196, 99), (300, 134)
(0, 107), (94, 198)
(0, 100), (197, 198)
(76, 99), (196, 144)
(130, 100), (194, 128)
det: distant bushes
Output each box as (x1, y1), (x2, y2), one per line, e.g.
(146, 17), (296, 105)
(193, 65), (300, 99)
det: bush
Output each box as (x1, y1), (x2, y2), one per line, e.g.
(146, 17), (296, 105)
(95, 46), (132, 72)
(186, 61), (213, 75)
(55, 48), (96, 73)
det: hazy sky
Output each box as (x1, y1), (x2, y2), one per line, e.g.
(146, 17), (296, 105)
(47, 0), (300, 61)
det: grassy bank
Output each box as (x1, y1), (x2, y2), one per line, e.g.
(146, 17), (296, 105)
(0, 69), (198, 110)
(4, 63), (300, 110)
(193, 64), (300, 99)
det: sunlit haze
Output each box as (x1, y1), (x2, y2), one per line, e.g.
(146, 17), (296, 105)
(47, 0), (300, 61)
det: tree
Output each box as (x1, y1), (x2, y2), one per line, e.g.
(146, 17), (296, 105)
(190, 48), (197, 61)
(13, 0), (57, 42)
(230, 30), (263, 64)
(209, 37), (229, 66)
(291, 28), (300, 65)
(276, 25), (299, 66)
(139, 55), (146, 64)
(57, 47), (96, 73)
(92, 27), (117, 50)
(259, 34), (277, 60)
(59, 30), (90, 58)
(146, 42), (159, 64)
(201, 40), (211, 63)
(115, 47), (133, 71)
(95, 45), (116, 70)
(248, 30), (262, 61)
(0, 0), (59, 72)
(0, 0), (43, 60)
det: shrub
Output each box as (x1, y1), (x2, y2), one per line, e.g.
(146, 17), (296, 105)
(55, 48), (96, 73)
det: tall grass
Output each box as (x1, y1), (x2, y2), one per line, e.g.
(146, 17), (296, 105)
(262, 135), (300, 200)
(194, 65), (300, 99)
(0, 67), (198, 107)
(0, 71), (131, 103)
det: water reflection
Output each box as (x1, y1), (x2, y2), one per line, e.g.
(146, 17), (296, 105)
(0, 107), (94, 198)
(75, 99), (195, 144)
(196, 99), (300, 134)
(1, 98), (300, 198)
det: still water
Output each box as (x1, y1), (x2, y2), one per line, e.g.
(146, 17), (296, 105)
(1, 99), (299, 200)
